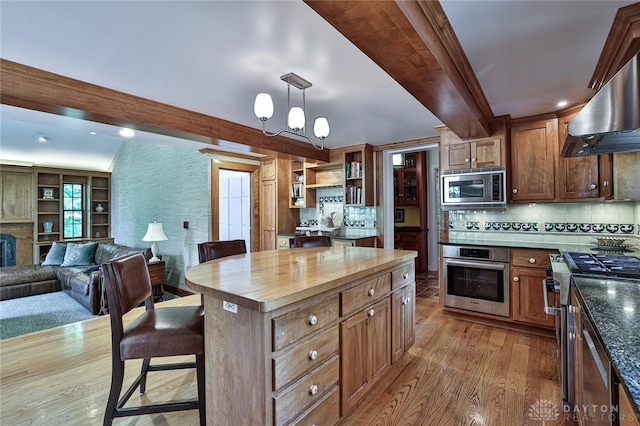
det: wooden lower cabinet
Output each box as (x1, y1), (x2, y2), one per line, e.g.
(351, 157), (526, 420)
(511, 249), (556, 329)
(391, 284), (416, 363)
(619, 383), (640, 426)
(340, 297), (390, 414)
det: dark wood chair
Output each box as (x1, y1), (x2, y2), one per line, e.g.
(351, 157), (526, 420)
(101, 253), (205, 426)
(289, 235), (332, 248)
(197, 239), (247, 263)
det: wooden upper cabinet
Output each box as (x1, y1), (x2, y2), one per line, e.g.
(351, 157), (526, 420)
(510, 118), (557, 202)
(438, 125), (505, 172)
(557, 107), (613, 201)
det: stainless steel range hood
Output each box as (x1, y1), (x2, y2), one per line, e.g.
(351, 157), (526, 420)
(561, 52), (640, 157)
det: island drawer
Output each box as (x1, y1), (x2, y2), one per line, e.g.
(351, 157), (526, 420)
(340, 274), (390, 316)
(391, 263), (415, 290)
(288, 385), (340, 426)
(511, 248), (556, 269)
(273, 356), (339, 426)
(272, 295), (339, 351)
(273, 325), (339, 391)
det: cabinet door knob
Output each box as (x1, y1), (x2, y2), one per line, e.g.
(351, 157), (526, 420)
(529, 258), (536, 264)
(309, 350), (318, 360)
(590, 183), (597, 190)
(471, 157), (477, 162)
(403, 297), (411, 305)
(513, 276), (519, 282)
(464, 158), (470, 163)
(308, 315), (318, 326)
(512, 189), (518, 194)
(309, 384), (318, 395)
(603, 180), (609, 187)
(368, 288), (375, 297)
(368, 309), (375, 317)
(403, 273), (409, 279)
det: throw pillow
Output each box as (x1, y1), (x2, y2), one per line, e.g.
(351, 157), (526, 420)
(61, 242), (99, 267)
(41, 242), (67, 266)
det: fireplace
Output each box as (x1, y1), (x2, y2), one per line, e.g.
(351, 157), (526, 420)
(0, 234), (17, 267)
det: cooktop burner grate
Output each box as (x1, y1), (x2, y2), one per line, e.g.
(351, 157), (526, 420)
(563, 252), (640, 279)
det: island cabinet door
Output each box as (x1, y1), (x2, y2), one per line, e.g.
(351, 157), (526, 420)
(391, 284), (416, 364)
(340, 297), (390, 414)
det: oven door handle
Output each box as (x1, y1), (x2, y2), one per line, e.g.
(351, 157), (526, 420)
(443, 259), (507, 270)
(542, 278), (561, 315)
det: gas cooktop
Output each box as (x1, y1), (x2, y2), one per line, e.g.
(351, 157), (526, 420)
(563, 252), (640, 279)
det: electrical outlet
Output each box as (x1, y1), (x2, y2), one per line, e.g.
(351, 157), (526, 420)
(223, 301), (237, 314)
(183, 221), (189, 229)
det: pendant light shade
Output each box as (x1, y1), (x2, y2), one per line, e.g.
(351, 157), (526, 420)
(254, 93), (274, 120)
(313, 117), (330, 139)
(288, 107), (305, 131)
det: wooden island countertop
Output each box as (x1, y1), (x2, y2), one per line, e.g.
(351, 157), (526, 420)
(185, 246), (417, 425)
(185, 246), (416, 312)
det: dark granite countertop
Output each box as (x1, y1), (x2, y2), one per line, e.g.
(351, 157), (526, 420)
(572, 275), (640, 414)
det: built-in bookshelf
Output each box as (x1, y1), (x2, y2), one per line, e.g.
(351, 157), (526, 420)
(289, 160), (342, 208)
(343, 145), (373, 206)
(33, 168), (111, 262)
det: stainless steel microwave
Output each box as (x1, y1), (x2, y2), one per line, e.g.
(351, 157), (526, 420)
(441, 167), (507, 210)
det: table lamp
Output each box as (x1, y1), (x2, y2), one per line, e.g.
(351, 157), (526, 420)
(142, 222), (168, 263)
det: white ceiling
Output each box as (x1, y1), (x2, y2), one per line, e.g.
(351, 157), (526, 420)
(0, 0), (635, 171)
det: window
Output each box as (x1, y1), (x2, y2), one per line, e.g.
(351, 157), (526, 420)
(63, 183), (84, 238)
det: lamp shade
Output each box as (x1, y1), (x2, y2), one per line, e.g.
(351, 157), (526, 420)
(313, 117), (330, 139)
(142, 222), (168, 242)
(254, 93), (274, 120)
(288, 107), (305, 131)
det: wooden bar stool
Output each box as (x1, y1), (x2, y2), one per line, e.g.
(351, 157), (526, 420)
(101, 253), (205, 426)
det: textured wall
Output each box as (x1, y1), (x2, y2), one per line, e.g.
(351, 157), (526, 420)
(111, 139), (211, 290)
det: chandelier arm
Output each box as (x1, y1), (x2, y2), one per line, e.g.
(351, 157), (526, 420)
(261, 120), (323, 150)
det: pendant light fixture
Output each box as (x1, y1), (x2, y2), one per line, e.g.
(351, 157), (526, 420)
(254, 72), (330, 150)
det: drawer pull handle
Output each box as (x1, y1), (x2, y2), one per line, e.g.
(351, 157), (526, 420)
(309, 350), (318, 360)
(403, 297), (411, 305)
(309, 384), (318, 395)
(529, 258), (536, 264)
(403, 273), (409, 279)
(308, 315), (318, 326)
(368, 308), (375, 317)
(368, 288), (375, 297)
(513, 276), (519, 282)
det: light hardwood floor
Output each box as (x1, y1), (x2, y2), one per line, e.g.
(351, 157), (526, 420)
(0, 273), (563, 425)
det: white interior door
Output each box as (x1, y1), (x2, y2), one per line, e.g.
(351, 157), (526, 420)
(219, 170), (251, 248)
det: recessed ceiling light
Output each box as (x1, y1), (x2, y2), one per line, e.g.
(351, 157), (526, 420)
(36, 135), (48, 143)
(557, 100), (568, 107)
(119, 128), (135, 138)
(90, 131), (97, 135)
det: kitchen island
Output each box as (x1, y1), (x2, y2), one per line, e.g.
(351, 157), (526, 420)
(185, 246), (416, 425)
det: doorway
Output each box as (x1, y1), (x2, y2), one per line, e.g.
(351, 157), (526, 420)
(382, 144), (439, 271)
(210, 159), (260, 252)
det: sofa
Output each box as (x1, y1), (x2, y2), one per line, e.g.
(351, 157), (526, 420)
(0, 242), (150, 315)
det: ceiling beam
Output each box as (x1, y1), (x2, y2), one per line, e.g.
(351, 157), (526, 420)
(305, 0), (493, 139)
(0, 59), (330, 162)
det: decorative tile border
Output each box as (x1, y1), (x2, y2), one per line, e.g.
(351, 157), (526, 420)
(449, 221), (636, 235)
(485, 222), (538, 232)
(544, 223), (634, 234)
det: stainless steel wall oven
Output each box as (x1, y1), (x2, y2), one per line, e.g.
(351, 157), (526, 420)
(442, 245), (510, 317)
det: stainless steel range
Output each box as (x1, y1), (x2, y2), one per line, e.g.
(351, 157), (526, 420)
(547, 251), (640, 419)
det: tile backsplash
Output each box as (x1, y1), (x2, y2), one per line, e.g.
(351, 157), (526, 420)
(299, 187), (377, 228)
(448, 201), (640, 245)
